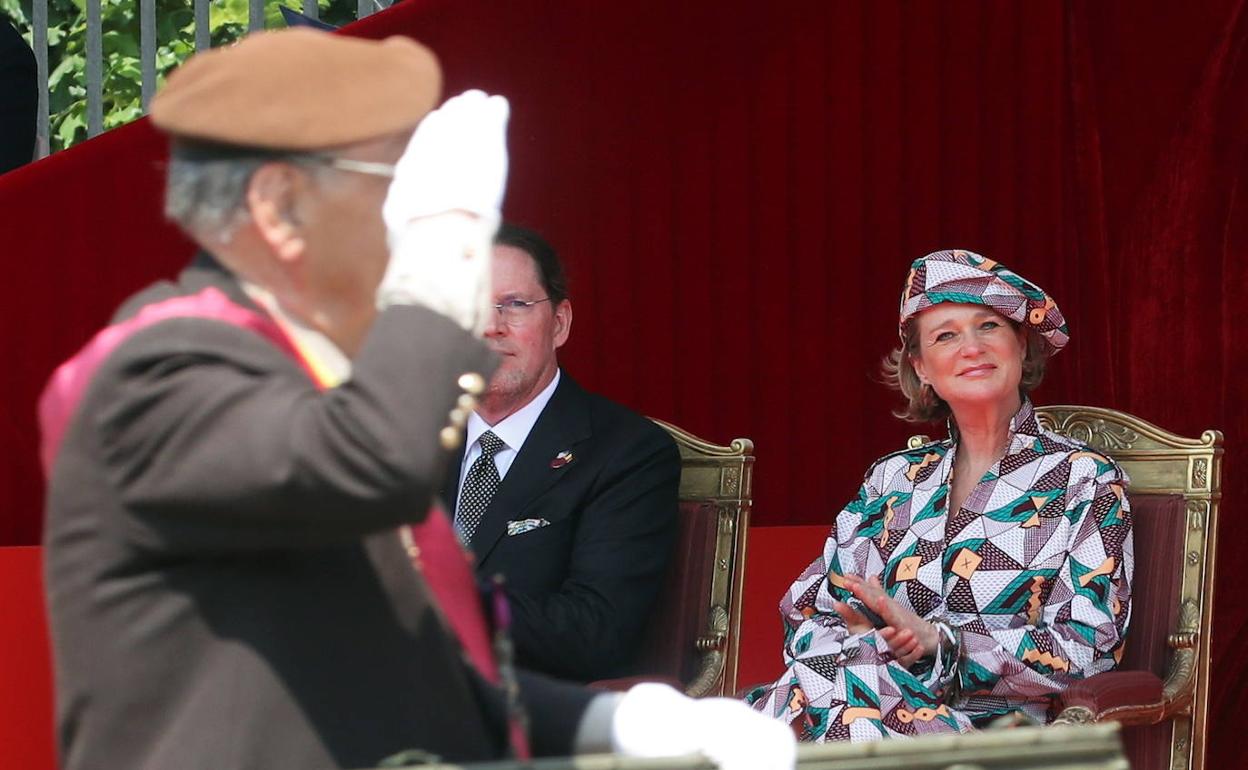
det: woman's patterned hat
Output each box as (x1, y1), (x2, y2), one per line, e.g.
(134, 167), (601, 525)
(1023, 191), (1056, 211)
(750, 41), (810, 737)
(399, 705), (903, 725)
(899, 249), (1069, 354)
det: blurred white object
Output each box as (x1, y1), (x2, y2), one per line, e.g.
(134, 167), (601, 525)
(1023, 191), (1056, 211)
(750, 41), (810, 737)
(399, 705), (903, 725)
(378, 90), (510, 335)
(612, 683), (797, 770)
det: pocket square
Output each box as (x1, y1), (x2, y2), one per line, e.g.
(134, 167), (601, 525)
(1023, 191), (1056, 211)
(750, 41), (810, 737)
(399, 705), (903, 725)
(506, 518), (551, 536)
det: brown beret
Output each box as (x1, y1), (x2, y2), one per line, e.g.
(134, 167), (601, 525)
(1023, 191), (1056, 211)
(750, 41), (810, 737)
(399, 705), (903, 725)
(151, 29), (441, 151)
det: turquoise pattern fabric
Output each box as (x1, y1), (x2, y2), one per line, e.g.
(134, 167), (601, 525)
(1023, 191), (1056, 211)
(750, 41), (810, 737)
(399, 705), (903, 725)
(747, 400), (1133, 741)
(898, 250), (1070, 354)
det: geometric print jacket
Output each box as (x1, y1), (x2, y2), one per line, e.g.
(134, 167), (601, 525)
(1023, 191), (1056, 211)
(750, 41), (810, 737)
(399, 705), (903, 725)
(748, 399), (1134, 741)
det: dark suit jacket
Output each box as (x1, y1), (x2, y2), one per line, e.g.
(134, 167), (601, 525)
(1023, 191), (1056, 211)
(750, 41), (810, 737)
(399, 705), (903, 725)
(443, 375), (680, 681)
(43, 256), (593, 770)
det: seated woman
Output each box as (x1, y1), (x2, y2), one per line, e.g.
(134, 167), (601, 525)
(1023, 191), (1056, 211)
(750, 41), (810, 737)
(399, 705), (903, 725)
(747, 250), (1133, 741)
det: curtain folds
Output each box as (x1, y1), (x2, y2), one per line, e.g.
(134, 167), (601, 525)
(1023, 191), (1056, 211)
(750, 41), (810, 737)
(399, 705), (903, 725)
(1, 0), (1244, 762)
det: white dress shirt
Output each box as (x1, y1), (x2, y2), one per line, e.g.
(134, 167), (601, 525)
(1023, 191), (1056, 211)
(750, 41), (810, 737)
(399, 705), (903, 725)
(456, 369), (561, 502)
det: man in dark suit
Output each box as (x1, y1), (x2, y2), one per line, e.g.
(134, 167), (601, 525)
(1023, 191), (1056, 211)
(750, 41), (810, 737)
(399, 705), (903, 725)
(443, 224), (680, 681)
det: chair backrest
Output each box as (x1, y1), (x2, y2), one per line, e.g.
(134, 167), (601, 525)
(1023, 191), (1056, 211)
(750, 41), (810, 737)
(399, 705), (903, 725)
(909, 406), (1222, 770)
(1033, 406), (1221, 770)
(632, 419), (754, 697)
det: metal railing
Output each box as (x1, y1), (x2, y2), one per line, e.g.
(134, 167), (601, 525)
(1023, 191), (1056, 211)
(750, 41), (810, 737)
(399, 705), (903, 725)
(20, 0), (391, 159)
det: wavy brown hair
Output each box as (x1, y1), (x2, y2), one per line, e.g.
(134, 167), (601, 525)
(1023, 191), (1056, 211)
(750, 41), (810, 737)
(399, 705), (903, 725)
(882, 316), (1050, 423)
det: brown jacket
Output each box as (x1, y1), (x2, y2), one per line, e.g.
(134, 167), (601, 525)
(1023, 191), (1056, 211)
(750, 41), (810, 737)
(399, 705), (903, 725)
(43, 256), (591, 770)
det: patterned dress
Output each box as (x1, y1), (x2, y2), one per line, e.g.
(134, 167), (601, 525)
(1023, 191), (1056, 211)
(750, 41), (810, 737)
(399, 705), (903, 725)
(747, 400), (1134, 741)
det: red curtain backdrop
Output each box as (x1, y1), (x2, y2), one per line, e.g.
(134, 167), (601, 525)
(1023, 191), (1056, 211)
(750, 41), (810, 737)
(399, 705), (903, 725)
(2, 1), (1244, 764)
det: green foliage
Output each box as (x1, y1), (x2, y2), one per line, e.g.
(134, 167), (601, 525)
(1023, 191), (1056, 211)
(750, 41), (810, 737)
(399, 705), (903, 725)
(1, 0), (357, 151)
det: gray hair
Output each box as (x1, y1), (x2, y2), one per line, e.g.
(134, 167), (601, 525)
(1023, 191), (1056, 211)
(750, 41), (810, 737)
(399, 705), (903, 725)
(164, 148), (335, 243)
(165, 156), (265, 242)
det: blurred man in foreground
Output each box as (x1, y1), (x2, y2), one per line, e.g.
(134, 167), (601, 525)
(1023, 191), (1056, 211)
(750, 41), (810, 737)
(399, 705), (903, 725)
(38, 28), (794, 770)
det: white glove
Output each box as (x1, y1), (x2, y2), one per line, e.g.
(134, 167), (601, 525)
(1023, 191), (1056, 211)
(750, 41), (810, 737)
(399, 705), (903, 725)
(382, 89), (509, 229)
(611, 683), (796, 770)
(377, 90), (510, 335)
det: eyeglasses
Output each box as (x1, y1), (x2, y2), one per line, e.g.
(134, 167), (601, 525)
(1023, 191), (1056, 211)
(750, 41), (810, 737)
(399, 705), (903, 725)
(493, 298), (552, 324)
(304, 155), (397, 179)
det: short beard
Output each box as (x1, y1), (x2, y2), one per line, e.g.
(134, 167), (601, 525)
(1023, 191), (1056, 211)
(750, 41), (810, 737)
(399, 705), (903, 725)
(479, 367), (533, 419)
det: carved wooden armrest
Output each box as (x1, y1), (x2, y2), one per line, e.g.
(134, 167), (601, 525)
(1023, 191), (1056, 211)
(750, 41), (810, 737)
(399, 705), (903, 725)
(1053, 670), (1165, 725)
(686, 605), (729, 697)
(1159, 623), (1200, 716)
(589, 606), (730, 698)
(1055, 601), (1201, 726)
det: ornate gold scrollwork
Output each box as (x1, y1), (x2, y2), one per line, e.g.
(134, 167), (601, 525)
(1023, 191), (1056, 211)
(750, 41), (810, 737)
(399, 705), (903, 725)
(1163, 648), (1197, 707)
(1186, 500), (1208, 531)
(1169, 599), (1200, 644)
(686, 651), (724, 699)
(695, 606), (729, 652)
(1172, 735), (1191, 770)
(1192, 458), (1208, 489)
(721, 468), (740, 495)
(688, 606), (730, 697)
(1162, 600), (1200, 708)
(1169, 632), (1198, 651)
(1052, 706), (1096, 726)
(1036, 413), (1140, 451)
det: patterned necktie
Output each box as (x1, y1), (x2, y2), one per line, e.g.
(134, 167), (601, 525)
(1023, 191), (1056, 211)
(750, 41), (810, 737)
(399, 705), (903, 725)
(456, 430), (506, 542)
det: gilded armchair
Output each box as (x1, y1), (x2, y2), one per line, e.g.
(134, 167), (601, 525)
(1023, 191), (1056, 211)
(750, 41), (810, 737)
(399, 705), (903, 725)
(1036, 406), (1221, 770)
(593, 419), (753, 697)
(908, 405), (1220, 769)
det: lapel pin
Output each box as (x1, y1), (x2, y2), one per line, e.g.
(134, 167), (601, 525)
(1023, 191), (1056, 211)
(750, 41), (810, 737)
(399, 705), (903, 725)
(550, 450), (574, 469)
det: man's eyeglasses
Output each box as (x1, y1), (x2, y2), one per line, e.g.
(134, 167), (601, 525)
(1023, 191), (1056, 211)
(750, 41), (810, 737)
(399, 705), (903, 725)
(304, 155), (397, 179)
(493, 298), (552, 325)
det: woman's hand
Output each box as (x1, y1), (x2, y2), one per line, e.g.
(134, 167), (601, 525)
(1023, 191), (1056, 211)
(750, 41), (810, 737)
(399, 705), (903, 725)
(830, 599), (875, 635)
(842, 575), (939, 668)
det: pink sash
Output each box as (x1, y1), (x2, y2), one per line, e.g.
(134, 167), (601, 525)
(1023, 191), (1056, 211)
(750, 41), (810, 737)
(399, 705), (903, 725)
(37, 286), (503, 687)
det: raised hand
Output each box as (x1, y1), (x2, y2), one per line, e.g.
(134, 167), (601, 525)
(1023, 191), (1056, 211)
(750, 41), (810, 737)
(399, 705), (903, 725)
(382, 89), (510, 230)
(377, 90), (510, 335)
